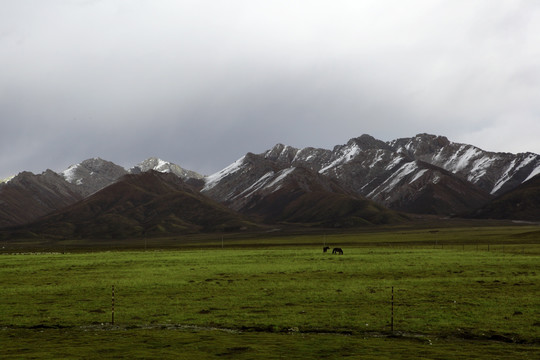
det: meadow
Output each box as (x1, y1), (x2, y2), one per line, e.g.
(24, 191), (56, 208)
(1, 225), (539, 359)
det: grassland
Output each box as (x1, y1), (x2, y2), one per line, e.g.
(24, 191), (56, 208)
(1, 225), (539, 359)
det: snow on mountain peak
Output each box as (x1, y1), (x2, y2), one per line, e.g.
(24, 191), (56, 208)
(0, 175), (15, 184)
(129, 157), (203, 180)
(203, 155), (246, 192)
(61, 163), (81, 184)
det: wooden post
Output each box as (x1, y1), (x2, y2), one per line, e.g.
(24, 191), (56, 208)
(391, 286), (394, 333)
(112, 285), (115, 325)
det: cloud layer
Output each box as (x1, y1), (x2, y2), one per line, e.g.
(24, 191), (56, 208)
(2, 0), (539, 178)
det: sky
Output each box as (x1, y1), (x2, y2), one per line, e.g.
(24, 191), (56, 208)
(1, 0), (539, 179)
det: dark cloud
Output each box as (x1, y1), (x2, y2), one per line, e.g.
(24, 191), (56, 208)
(1, 1), (539, 179)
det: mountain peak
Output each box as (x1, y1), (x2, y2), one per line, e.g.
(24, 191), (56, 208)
(129, 157), (204, 180)
(388, 133), (450, 155)
(131, 157), (170, 173)
(347, 134), (391, 151)
(61, 158), (128, 196)
(264, 144), (300, 163)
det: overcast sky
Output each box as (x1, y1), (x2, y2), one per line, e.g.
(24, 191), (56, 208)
(1, 0), (539, 178)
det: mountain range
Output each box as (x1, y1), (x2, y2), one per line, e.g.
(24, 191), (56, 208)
(1, 134), (539, 238)
(13, 171), (257, 239)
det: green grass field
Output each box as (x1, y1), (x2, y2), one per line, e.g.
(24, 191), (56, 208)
(1, 226), (539, 359)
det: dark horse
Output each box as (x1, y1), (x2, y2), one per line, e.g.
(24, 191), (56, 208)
(323, 246), (330, 253)
(332, 248), (343, 255)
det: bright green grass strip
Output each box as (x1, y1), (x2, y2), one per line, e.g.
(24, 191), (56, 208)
(1, 246), (538, 342)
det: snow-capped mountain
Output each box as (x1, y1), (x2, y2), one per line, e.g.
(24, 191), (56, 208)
(204, 134), (539, 215)
(60, 157), (204, 197)
(1, 133), (538, 230)
(129, 157), (204, 180)
(388, 134), (540, 195)
(201, 152), (402, 225)
(0, 157), (203, 228)
(61, 158), (128, 196)
(202, 152), (345, 210)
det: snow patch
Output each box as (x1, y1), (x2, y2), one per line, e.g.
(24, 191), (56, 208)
(236, 171), (275, 199)
(409, 169), (427, 184)
(467, 156), (497, 183)
(368, 162), (417, 197)
(264, 167), (296, 192)
(433, 148), (445, 162)
(524, 163), (540, 182)
(62, 164), (80, 183)
(156, 158), (169, 171)
(514, 154), (536, 173)
(443, 145), (466, 170)
(454, 147), (481, 172)
(319, 144), (360, 173)
(368, 149), (385, 168)
(203, 156), (246, 191)
(384, 155), (404, 171)
(491, 159), (517, 194)
(0, 175), (15, 184)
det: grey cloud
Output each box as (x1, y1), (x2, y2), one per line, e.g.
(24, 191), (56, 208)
(1, 1), (540, 179)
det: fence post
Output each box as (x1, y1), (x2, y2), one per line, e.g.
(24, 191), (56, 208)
(112, 285), (115, 325)
(391, 286), (394, 333)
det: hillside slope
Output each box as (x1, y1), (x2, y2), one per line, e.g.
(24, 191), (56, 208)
(205, 134), (496, 215)
(202, 153), (406, 226)
(471, 175), (540, 221)
(8, 171), (257, 239)
(0, 170), (83, 227)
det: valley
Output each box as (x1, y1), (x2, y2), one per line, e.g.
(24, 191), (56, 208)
(1, 226), (538, 359)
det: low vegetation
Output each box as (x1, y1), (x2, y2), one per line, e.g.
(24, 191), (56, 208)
(1, 226), (539, 359)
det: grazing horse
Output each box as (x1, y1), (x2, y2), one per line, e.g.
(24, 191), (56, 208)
(323, 246), (330, 253)
(332, 247), (343, 255)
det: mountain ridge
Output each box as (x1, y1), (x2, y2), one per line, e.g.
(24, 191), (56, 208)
(4, 171), (258, 239)
(1, 133), (538, 232)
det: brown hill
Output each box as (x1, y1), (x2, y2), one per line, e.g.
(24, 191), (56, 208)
(240, 166), (406, 226)
(471, 174), (540, 221)
(0, 170), (83, 227)
(5, 171), (257, 239)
